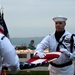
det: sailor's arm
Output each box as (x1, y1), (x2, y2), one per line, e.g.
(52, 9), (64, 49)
(35, 35), (50, 52)
(34, 35), (50, 58)
(0, 36), (20, 74)
(60, 48), (75, 60)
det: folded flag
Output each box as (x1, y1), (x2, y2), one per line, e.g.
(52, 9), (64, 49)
(2, 52), (61, 70)
(20, 52), (61, 69)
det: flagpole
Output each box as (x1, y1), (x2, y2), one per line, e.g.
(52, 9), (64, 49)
(1, 6), (4, 16)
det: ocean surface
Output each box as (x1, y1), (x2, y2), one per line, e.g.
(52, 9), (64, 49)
(10, 37), (44, 47)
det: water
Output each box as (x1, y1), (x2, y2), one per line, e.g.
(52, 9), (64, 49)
(11, 37), (44, 47)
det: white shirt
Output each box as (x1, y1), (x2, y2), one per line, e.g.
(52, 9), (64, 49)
(36, 31), (75, 75)
(0, 33), (20, 74)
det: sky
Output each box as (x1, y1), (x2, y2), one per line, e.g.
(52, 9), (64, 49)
(0, 0), (75, 38)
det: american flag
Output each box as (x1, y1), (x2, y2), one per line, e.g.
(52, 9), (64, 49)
(20, 52), (61, 69)
(0, 10), (10, 39)
(2, 52), (61, 70)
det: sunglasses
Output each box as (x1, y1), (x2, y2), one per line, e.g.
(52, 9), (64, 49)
(55, 22), (63, 24)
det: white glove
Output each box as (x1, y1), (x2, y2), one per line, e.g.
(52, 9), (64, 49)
(34, 50), (46, 58)
(60, 48), (73, 59)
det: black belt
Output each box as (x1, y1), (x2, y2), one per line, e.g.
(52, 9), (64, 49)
(50, 61), (72, 68)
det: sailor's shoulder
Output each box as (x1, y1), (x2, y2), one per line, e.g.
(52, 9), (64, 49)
(48, 32), (55, 37)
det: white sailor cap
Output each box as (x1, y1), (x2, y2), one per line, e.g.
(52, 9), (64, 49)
(53, 16), (67, 22)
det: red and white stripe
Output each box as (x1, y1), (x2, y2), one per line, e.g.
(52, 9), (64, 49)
(27, 52), (61, 64)
(0, 24), (4, 34)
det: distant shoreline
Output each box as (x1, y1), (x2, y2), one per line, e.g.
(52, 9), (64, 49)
(11, 37), (44, 46)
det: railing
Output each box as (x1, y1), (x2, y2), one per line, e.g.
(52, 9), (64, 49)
(16, 49), (49, 62)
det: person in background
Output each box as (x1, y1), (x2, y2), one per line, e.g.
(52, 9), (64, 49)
(34, 16), (75, 75)
(0, 33), (20, 74)
(28, 40), (36, 50)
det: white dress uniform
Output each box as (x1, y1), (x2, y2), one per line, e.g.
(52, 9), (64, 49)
(0, 33), (20, 74)
(35, 30), (75, 75)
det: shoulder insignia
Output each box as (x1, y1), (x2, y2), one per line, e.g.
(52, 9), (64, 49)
(64, 38), (70, 43)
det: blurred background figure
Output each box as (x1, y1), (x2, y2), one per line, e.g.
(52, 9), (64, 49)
(28, 40), (36, 50)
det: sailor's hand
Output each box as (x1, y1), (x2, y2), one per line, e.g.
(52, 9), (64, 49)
(34, 50), (46, 58)
(60, 48), (73, 59)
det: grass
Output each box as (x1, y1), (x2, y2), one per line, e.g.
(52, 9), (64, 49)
(6, 71), (49, 75)
(4, 70), (75, 75)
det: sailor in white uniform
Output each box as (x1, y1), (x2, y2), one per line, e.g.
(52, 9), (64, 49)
(0, 33), (20, 74)
(34, 16), (75, 75)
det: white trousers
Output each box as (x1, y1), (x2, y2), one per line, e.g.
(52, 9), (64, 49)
(48, 64), (74, 75)
(49, 71), (74, 75)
